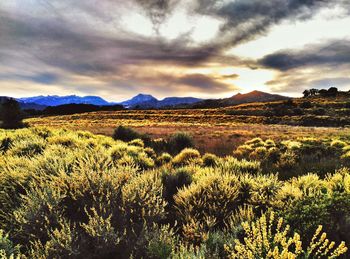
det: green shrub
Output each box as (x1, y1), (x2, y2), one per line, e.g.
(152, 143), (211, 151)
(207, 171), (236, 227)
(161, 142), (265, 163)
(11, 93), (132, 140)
(217, 157), (261, 175)
(245, 137), (264, 148)
(144, 147), (156, 159)
(80, 209), (121, 257)
(13, 181), (65, 244)
(47, 135), (80, 148)
(162, 168), (193, 204)
(113, 126), (150, 144)
(331, 139), (348, 149)
(202, 153), (219, 167)
(122, 171), (167, 231)
(0, 229), (21, 258)
(281, 170), (350, 245)
(10, 138), (46, 157)
(135, 224), (177, 259)
(168, 132), (194, 154)
(0, 136), (13, 153)
(128, 138), (144, 147)
(174, 173), (240, 233)
(28, 219), (80, 258)
(110, 144), (155, 170)
(172, 148), (201, 167)
(156, 152), (172, 166)
(225, 211), (348, 258)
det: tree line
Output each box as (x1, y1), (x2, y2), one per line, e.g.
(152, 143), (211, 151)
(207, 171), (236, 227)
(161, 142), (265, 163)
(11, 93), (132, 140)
(303, 87), (339, 97)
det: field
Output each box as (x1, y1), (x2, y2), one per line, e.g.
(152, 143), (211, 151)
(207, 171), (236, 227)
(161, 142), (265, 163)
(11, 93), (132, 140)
(26, 103), (350, 155)
(1, 98), (350, 258)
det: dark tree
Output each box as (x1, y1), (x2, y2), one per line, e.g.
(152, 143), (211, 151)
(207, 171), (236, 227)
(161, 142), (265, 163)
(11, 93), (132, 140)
(309, 88), (319, 96)
(318, 89), (328, 97)
(0, 99), (23, 129)
(303, 89), (310, 98)
(327, 87), (338, 97)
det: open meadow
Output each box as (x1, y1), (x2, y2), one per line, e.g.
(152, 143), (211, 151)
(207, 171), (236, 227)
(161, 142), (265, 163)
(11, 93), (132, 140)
(26, 101), (350, 155)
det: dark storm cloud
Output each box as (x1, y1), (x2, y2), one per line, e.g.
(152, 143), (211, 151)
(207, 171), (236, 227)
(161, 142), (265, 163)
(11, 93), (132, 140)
(134, 0), (180, 32)
(0, 9), (221, 79)
(194, 0), (348, 48)
(176, 73), (233, 90)
(259, 40), (350, 71)
(1, 0), (347, 79)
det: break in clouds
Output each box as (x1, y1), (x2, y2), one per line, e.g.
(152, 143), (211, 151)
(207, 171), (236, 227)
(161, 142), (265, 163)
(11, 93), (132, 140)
(0, 0), (350, 100)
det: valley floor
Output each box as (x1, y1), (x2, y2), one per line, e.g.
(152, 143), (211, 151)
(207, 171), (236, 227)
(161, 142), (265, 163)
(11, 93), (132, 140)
(26, 109), (350, 155)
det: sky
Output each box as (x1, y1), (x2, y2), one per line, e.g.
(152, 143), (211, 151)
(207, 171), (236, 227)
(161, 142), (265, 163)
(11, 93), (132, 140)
(0, 0), (350, 102)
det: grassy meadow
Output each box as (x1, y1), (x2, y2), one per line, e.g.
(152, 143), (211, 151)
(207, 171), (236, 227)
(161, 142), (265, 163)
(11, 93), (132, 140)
(1, 97), (350, 258)
(25, 99), (350, 156)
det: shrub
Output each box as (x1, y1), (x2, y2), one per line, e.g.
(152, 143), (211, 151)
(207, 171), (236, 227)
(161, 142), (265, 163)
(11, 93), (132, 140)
(47, 135), (79, 148)
(110, 144), (155, 170)
(174, 173), (240, 233)
(0, 137), (13, 153)
(122, 171), (167, 231)
(113, 126), (150, 144)
(245, 137), (264, 148)
(156, 152), (172, 166)
(13, 181), (65, 244)
(225, 211), (348, 258)
(0, 229), (21, 258)
(251, 174), (281, 209)
(80, 209), (121, 257)
(135, 224), (177, 259)
(1, 127), (350, 257)
(313, 108), (326, 115)
(341, 151), (350, 163)
(282, 192), (350, 246)
(331, 139), (347, 149)
(202, 153), (219, 167)
(144, 147), (156, 159)
(10, 138), (46, 157)
(300, 101), (312, 108)
(162, 168), (193, 204)
(168, 132), (194, 154)
(172, 148), (201, 167)
(218, 157), (261, 175)
(28, 219), (80, 258)
(249, 146), (268, 160)
(128, 138), (144, 148)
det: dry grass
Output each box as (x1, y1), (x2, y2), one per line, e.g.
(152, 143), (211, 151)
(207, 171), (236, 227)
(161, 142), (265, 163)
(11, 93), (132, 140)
(25, 109), (350, 155)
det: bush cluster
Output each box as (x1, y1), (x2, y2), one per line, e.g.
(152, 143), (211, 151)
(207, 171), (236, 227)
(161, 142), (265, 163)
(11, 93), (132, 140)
(0, 128), (348, 258)
(234, 137), (350, 179)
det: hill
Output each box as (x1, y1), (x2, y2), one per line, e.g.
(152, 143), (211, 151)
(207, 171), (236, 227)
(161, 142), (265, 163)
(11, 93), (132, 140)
(191, 90), (290, 108)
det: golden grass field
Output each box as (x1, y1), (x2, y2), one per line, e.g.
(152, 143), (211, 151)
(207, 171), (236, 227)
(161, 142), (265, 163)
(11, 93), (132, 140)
(26, 107), (350, 155)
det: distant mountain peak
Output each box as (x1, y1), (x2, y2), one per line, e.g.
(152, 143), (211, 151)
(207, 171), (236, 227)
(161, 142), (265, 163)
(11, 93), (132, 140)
(192, 90), (290, 108)
(121, 94), (202, 108)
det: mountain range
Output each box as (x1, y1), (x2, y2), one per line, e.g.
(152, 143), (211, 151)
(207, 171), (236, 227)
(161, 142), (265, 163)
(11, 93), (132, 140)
(10, 91), (290, 110)
(18, 95), (111, 107)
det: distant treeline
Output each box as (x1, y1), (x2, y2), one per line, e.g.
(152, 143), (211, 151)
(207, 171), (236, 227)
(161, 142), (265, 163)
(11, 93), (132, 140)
(303, 87), (349, 98)
(24, 103), (125, 116)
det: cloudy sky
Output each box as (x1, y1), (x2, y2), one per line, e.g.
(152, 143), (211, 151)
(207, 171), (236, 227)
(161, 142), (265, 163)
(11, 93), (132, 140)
(1, 0), (350, 101)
